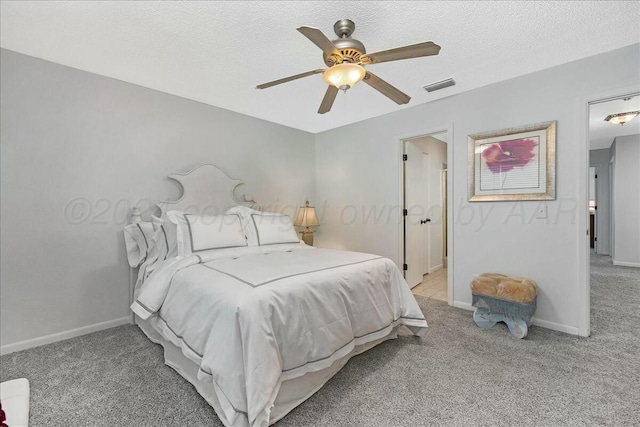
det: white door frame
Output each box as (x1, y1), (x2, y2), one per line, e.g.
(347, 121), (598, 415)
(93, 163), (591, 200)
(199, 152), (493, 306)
(588, 166), (597, 252)
(609, 155), (615, 259)
(396, 122), (454, 306)
(578, 85), (640, 338)
(422, 151), (431, 275)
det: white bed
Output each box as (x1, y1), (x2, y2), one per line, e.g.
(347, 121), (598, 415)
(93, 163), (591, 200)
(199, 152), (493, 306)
(125, 164), (428, 427)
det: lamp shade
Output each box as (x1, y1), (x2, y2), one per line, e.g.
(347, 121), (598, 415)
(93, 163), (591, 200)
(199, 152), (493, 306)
(323, 63), (366, 91)
(294, 202), (319, 227)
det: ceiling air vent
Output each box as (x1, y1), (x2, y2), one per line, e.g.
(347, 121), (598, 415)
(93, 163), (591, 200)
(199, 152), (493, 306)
(422, 78), (456, 93)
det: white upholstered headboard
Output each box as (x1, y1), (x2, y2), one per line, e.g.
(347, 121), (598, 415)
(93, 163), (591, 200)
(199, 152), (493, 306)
(155, 163), (255, 216)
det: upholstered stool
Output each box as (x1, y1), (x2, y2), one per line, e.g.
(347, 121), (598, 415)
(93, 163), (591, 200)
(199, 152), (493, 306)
(471, 273), (538, 339)
(0, 378), (30, 427)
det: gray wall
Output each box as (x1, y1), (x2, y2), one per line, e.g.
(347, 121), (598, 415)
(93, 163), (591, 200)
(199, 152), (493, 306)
(611, 134), (640, 266)
(0, 49), (315, 347)
(589, 148), (611, 255)
(315, 44), (640, 335)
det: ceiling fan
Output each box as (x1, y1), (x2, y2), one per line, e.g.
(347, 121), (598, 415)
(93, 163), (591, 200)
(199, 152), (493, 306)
(256, 19), (441, 114)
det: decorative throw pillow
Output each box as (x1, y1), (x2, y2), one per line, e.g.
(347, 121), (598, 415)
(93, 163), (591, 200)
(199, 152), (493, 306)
(151, 215), (179, 260)
(167, 211), (247, 256)
(250, 213), (300, 246)
(123, 222), (156, 267)
(225, 205), (264, 246)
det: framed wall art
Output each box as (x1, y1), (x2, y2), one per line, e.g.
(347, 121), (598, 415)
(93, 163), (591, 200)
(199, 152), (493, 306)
(468, 121), (556, 201)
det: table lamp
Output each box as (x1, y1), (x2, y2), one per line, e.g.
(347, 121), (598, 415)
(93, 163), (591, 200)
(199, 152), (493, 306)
(294, 200), (320, 246)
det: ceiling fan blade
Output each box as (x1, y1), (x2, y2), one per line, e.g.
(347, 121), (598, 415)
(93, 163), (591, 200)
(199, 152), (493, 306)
(363, 71), (411, 105)
(363, 41), (441, 64)
(297, 26), (343, 61)
(256, 69), (325, 89)
(318, 85), (339, 114)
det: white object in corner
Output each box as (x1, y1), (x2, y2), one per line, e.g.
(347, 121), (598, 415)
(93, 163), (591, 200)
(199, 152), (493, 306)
(0, 378), (30, 427)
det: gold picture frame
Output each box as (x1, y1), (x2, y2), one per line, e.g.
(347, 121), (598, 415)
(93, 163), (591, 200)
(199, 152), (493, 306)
(468, 121), (556, 202)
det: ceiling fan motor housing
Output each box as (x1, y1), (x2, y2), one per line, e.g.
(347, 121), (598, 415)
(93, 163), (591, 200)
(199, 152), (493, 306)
(323, 19), (367, 67)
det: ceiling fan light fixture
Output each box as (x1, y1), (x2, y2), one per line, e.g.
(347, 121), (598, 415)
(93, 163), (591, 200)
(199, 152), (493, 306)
(604, 111), (640, 125)
(323, 63), (366, 92)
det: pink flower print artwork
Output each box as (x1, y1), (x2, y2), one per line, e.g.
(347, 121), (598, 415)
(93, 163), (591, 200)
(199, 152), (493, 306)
(481, 138), (538, 173)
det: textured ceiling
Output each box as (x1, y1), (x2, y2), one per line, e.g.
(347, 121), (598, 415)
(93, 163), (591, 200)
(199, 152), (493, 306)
(1, 1), (639, 134)
(590, 95), (640, 150)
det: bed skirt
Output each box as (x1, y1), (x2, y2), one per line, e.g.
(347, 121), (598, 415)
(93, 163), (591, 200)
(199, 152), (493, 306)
(136, 316), (399, 426)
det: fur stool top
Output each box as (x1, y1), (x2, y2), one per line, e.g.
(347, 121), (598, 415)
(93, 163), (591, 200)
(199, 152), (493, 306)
(471, 273), (538, 303)
(471, 273), (538, 339)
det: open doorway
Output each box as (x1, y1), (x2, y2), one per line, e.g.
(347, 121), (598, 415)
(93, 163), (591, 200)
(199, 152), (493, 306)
(401, 131), (450, 303)
(587, 92), (640, 329)
(588, 94), (640, 262)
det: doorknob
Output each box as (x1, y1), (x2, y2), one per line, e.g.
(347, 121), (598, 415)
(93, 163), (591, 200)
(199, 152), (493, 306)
(420, 218), (431, 225)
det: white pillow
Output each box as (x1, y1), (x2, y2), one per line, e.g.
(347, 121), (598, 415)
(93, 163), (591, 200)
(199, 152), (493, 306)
(225, 205), (264, 246)
(251, 213), (300, 246)
(123, 222), (156, 267)
(167, 211), (247, 256)
(151, 215), (179, 260)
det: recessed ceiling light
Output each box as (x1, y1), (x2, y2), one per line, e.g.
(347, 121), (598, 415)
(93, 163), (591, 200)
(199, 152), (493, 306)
(604, 111), (639, 125)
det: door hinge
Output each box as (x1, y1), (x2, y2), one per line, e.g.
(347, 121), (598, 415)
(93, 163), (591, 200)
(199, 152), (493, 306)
(595, 237), (598, 242)
(403, 264), (408, 271)
(594, 206), (597, 210)
(403, 154), (408, 161)
(595, 174), (598, 179)
(403, 209), (408, 216)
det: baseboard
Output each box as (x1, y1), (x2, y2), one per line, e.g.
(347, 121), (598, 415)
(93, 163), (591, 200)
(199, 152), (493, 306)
(452, 301), (474, 311)
(613, 260), (640, 268)
(429, 264), (443, 274)
(0, 316), (130, 356)
(531, 318), (581, 336)
(452, 300), (581, 336)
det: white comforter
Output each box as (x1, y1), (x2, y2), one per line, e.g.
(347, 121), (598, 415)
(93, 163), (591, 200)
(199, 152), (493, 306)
(131, 244), (427, 427)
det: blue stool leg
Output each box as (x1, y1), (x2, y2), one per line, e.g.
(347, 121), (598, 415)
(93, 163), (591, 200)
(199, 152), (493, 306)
(473, 308), (496, 329)
(505, 316), (528, 339)
(474, 309), (529, 339)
